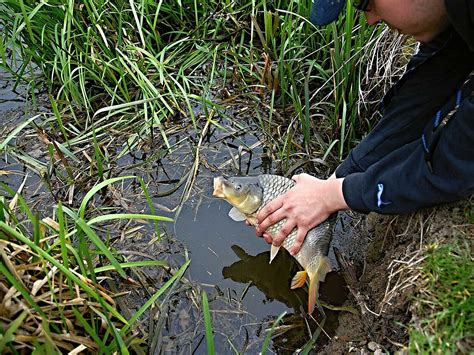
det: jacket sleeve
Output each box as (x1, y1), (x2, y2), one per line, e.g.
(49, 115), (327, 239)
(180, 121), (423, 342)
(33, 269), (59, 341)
(340, 95), (474, 214)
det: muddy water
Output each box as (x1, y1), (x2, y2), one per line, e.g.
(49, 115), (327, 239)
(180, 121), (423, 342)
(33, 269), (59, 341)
(0, 81), (25, 113)
(0, 65), (366, 352)
(1, 64), (47, 202)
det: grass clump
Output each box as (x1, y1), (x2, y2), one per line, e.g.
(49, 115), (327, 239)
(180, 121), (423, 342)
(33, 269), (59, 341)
(0, 179), (190, 354)
(0, 0), (387, 164)
(409, 240), (473, 354)
(464, 203), (474, 224)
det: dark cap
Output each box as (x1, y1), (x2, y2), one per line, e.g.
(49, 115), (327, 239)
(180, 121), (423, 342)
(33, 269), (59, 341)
(310, 0), (346, 26)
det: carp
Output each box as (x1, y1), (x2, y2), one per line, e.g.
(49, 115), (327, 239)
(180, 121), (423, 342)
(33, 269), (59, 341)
(213, 174), (335, 314)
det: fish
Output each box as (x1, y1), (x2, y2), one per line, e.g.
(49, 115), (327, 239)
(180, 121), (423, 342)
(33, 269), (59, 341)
(213, 174), (336, 314)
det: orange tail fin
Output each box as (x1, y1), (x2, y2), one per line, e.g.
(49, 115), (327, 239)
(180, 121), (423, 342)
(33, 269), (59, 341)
(307, 256), (332, 314)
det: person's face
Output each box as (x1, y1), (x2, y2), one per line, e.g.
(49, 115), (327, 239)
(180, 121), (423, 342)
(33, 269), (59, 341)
(362, 0), (450, 42)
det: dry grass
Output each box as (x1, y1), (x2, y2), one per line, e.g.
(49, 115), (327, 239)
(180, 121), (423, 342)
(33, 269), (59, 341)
(0, 237), (118, 353)
(0, 176), (191, 353)
(373, 200), (474, 353)
(358, 28), (418, 124)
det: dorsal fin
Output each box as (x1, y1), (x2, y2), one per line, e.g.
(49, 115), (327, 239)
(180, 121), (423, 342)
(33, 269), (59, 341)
(230, 245), (250, 261)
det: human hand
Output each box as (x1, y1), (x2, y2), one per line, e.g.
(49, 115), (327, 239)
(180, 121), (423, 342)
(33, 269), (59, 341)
(245, 219), (273, 244)
(255, 173), (348, 255)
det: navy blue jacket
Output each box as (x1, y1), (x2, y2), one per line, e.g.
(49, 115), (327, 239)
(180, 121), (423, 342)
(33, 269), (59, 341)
(335, 0), (474, 214)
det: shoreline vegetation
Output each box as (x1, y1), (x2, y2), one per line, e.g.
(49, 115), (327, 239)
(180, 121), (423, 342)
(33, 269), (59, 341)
(0, 0), (471, 353)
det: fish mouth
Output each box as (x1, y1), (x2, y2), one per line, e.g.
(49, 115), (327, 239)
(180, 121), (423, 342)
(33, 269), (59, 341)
(213, 177), (226, 197)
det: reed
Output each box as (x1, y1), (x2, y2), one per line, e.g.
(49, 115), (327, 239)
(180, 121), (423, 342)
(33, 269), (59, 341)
(0, 0), (386, 162)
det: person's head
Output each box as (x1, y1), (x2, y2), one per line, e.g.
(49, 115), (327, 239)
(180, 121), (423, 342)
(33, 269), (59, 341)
(311, 0), (450, 42)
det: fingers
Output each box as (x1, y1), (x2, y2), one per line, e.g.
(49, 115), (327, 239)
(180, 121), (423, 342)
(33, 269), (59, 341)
(263, 232), (273, 244)
(256, 197), (283, 224)
(256, 204), (285, 236)
(272, 220), (296, 247)
(290, 226), (308, 255)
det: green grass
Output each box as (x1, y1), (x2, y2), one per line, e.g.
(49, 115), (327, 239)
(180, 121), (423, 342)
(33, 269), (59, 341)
(0, 178), (189, 353)
(408, 240), (473, 354)
(202, 290), (215, 354)
(0, 0), (384, 166)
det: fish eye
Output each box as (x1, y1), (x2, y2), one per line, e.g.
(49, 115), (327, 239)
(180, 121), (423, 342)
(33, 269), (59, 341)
(235, 184), (242, 191)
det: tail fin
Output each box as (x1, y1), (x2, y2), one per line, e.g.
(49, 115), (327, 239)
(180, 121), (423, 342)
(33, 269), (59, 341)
(307, 256), (332, 314)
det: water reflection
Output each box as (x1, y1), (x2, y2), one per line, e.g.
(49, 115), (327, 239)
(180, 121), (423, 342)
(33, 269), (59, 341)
(222, 244), (307, 312)
(222, 244), (349, 351)
(222, 244), (348, 313)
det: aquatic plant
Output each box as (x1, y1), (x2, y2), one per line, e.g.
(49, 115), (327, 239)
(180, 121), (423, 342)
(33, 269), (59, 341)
(0, 0), (391, 163)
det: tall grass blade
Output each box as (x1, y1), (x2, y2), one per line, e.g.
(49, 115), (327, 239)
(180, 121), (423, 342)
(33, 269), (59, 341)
(0, 311), (28, 352)
(202, 290), (215, 355)
(79, 176), (135, 218)
(87, 213), (173, 226)
(0, 115), (40, 151)
(75, 218), (126, 278)
(93, 260), (167, 274)
(260, 311), (287, 354)
(121, 259), (191, 334)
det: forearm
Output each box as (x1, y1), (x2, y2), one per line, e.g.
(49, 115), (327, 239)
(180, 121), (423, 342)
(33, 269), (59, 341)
(341, 98), (474, 214)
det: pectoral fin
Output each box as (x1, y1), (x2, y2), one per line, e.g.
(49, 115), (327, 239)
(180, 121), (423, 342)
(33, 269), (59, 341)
(228, 207), (246, 221)
(291, 271), (307, 289)
(269, 245), (281, 264)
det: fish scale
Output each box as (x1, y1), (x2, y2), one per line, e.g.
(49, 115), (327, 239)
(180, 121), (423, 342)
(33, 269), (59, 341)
(257, 174), (333, 268)
(257, 175), (297, 250)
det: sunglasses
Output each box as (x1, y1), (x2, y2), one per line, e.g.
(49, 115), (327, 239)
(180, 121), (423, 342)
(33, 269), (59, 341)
(353, 0), (371, 11)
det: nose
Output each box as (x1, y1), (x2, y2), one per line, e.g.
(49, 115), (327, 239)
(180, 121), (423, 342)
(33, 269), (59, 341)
(364, 10), (382, 25)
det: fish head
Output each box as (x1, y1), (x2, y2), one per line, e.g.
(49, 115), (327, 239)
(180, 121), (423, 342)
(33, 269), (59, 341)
(213, 176), (263, 214)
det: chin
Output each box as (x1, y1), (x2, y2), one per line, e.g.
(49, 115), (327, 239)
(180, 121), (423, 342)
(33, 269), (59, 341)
(413, 34), (434, 43)
(412, 27), (447, 43)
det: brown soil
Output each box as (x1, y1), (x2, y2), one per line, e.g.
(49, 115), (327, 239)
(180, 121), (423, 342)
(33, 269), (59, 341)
(322, 198), (473, 354)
